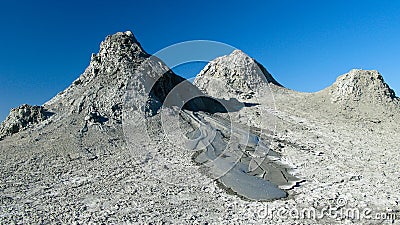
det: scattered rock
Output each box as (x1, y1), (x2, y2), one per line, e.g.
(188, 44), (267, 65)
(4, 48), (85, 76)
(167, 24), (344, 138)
(84, 111), (108, 124)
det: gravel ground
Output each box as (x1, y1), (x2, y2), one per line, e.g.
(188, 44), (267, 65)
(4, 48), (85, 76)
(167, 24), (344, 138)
(1, 31), (399, 224)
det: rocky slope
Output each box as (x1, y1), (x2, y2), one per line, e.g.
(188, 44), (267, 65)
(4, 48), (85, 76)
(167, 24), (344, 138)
(192, 50), (400, 223)
(0, 31), (399, 224)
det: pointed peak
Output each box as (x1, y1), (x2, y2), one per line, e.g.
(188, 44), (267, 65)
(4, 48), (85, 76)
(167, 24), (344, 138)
(219, 49), (252, 62)
(44, 31), (151, 113)
(230, 49), (249, 56)
(97, 31), (147, 62)
(194, 50), (281, 100)
(102, 30), (139, 46)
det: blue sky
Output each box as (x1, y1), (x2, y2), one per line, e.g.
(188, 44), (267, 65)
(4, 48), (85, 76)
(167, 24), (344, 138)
(1, 0), (399, 121)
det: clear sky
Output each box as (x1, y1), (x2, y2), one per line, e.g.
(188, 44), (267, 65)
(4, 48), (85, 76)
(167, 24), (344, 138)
(1, 0), (399, 121)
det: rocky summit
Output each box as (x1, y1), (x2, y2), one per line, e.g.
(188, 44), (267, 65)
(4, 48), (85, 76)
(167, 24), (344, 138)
(194, 49), (281, 100)
(329, 69), (398, 105)
(0, 31), (399, 224)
